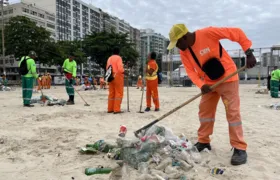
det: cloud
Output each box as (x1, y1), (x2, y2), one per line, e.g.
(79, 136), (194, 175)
(84, 0), (280, 50)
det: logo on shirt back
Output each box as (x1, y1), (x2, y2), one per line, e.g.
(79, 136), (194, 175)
(200, 47), (210, 56)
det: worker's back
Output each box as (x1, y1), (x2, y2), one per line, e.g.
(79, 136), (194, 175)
(106, 55), (124, 75)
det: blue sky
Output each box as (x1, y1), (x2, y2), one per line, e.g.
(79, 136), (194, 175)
(10, 0), (280, 50)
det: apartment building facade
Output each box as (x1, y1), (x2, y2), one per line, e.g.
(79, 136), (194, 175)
(0, 2), (57, 79)
(1, 2), (56, 38)
(140, 29), (168, 66)
(23, 0), (103, 40)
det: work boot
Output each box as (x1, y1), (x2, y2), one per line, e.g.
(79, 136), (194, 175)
(66, 101), (74, 105)
(194, 142), (211, 152)
(71, 95), (75, 104)
(24, 104), (34, 107)
(155, 108), (160, 111)
(231, 148), (247, 165)
(66, 96), (75, 105)
(145, 107), (151, 112)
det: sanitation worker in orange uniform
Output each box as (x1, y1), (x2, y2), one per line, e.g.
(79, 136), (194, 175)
(47, 73), (52, 89)
(145, 52), (160, 112)
(37, 75), (42, 91)
(106, 47), (124, 114)
(41, 74), (46, 89)
(167, 24), (256, 165)
(136, 75), (143, 89)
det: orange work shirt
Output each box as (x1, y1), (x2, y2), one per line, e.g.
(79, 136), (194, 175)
(146, 59), (158, 81)
(106, 55), (124, 77)
(180, 27), (252, 88)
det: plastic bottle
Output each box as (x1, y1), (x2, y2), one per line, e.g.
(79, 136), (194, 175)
(86, 140), (104, 150)
(80, 147), (98, 154)
(85, 167), (112, 176)
(190, 146), (201, 163)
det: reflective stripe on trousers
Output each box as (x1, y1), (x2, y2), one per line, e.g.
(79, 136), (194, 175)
(197, 81), (247, 150)
(108, 74), (124, 112)
(146, 79), (159, 109)
(22, 77), (34, 105)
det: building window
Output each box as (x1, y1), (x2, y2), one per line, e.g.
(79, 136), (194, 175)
(9, 9), (13, 14)
(22, 8), (29, 13)
(47, 23), (55, 29)
(31, 11), (37, 16)
(39, 13), (44, 18)
(47, 16), (55, 21)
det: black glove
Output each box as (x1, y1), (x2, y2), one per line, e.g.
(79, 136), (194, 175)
(246, 53), (257, 69)
(201, 84), (212, 94)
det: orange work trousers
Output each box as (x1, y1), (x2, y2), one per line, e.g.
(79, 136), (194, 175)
(146, 79), (159, 109)
(108, 74), (124, 113)
(42, 80), (46, 89)
(137, 80), (143, 88)
(198, 81), (247, 150)
(47, 79), (51, 89)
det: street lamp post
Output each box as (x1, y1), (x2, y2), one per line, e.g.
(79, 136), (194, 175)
(1, 0), (8, 75)
(141, 40), (147, 87)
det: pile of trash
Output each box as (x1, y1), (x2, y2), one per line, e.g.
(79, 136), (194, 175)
(80, 125), (217, 179)
(30, 95), (67, 106)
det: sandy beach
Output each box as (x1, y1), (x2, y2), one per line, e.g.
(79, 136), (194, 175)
(0, 84), (279, 180)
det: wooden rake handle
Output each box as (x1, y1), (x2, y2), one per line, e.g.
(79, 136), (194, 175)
(64, 75), (90, 106)
(134, 66), (246, 137)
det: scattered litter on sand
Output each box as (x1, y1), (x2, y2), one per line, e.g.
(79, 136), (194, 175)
(255, 89), (269, 94)
(0, 85), (13, 91)
(30, 95), (67, 106)
(266, 102), (280, 110)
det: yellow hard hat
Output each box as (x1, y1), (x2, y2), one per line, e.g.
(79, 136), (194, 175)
(167, 24), (189, 50)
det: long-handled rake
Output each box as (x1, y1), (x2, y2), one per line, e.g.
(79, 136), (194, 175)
(134, 66), (246, 137)
(126, 62), (130, 112)
(138, 85), (145, 113)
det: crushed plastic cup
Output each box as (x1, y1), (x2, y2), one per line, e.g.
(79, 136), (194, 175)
(179, 133), (186, 141)
(152, 153), (162, 165)
(163, 145), (173, 155)
(119, 125), (127, 137)
(168, 140), (177, 148)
